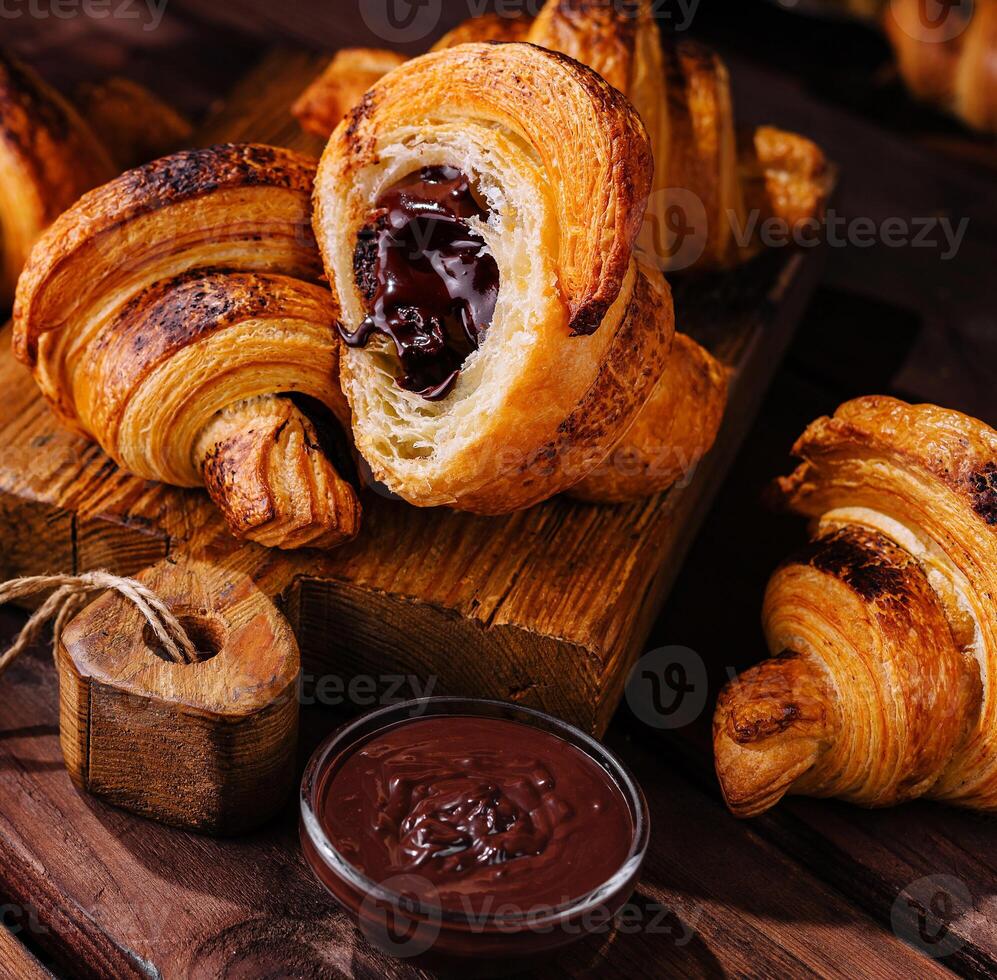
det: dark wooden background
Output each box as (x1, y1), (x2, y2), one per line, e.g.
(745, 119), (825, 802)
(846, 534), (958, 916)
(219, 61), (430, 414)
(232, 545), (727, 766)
(1, 0), (995, 977)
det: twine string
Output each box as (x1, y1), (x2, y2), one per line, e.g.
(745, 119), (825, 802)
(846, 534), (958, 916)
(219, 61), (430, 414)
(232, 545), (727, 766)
(0, 571), (198, 679)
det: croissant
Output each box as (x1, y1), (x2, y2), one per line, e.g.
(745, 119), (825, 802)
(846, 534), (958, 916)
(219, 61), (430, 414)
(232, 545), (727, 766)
(13, 143), (361, 551)
(313, 42), (674, 512)
(0, 50), (113, 308)
(570, 332), (728, 504)
(293, 14), (536, 140)
(527, 0), (830, 271)
(430, 10), (535, 48)
(714, 397), (997, 816)
(885, 0), (997, 132)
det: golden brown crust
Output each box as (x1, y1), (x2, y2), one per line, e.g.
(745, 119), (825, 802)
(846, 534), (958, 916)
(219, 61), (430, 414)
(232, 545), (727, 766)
(0, 49), (113, 307)
(13, 143), (360, 551)
(714, 397), (997, 816)
(527, 0), (672, 267)
(198, 397), (361, 551)
(73, 76), (194, 170)
(740, 125), (830, 243)
(528, 6), (827, 270)
(570, 332), (728, 503)
(290, 16), (537, 143)
(662, 40), (733, 267)
(716, 525), (979, 816)
(292, 49), (407, 141)
(527, 0), (640, 95)
(14, 142), (322, 368)
(454, 262), (675, 514)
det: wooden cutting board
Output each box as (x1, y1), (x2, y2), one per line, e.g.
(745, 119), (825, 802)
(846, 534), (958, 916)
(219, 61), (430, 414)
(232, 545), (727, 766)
(0, 49), (826, 736)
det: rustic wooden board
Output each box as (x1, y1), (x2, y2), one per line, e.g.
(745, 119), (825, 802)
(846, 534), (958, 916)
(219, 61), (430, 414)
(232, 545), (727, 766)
(0, 621), (952, 980)
(0, 48), (827, 736)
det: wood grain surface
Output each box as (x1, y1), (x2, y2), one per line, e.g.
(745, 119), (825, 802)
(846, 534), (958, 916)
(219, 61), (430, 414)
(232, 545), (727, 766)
(0, 615), (957, 979)
(0, 925), (52, 980)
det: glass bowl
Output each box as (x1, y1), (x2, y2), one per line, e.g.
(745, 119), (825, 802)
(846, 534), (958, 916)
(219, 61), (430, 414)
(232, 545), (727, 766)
(300, 697), (650, 975)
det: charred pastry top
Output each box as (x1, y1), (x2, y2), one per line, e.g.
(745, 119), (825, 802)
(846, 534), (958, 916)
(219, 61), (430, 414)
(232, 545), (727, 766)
(13, 142), (322, 365)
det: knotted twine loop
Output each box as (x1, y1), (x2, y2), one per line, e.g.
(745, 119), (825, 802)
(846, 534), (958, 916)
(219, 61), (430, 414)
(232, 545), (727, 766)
(0, 571), (198, 680)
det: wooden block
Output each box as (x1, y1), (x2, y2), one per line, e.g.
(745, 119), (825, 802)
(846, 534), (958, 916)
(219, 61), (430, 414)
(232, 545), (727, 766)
(0, 48), (827, 736)
(58, 559), (300, 835)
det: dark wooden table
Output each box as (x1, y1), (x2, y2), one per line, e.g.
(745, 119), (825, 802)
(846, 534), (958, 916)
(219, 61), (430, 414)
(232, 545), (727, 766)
(1, 2), (995, 977)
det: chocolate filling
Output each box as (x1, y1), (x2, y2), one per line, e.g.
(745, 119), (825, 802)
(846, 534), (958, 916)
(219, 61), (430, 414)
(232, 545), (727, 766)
(341, 166), (499, 401)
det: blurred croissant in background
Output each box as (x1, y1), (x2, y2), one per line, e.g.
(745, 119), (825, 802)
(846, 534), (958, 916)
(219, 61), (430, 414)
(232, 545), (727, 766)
(0, 48), (192, 310)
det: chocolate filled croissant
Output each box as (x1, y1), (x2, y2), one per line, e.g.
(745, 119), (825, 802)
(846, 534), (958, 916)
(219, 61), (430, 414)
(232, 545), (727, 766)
(313, 42), (674, 513)
(0, 50), (113, 308)
(14, 143), (361, 551)
(714, 397), (997, 816)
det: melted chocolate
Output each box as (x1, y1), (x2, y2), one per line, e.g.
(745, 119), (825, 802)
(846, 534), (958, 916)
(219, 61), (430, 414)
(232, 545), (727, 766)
(316, 716), (634, 914)
(342, 166), (499, 401)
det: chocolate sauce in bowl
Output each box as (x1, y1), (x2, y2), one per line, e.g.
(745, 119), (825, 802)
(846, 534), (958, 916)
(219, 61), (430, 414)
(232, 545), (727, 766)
(342, 166), (500, 401)
(316, 715), (634, 915)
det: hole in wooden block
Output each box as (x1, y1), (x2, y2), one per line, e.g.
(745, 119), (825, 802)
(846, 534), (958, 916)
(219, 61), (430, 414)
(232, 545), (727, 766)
(142, 615), (226, 663)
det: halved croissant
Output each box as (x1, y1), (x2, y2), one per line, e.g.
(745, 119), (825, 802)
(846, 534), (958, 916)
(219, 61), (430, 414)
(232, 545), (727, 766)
(14, 143), (360, 551)
(313, 42), (673, 512)
(714, 397), (997, 816)
(0, 49), (113, 308)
